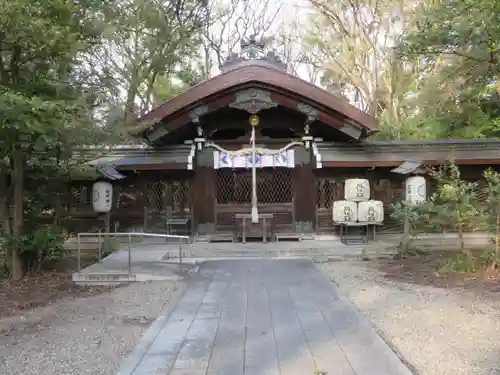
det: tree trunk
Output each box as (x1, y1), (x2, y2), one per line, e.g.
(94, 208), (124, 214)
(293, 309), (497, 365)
(401, 204), (410, 253)
(124, 78), (139, 126)
(0, 167), (12, 272)
(495, 212), (500, 268)
(458, 226), (465, 250)
(11, 149), (24, 280)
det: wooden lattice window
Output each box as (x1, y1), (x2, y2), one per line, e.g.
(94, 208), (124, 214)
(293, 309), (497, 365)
(146, 180), (191, 213)
(316, 179), (341, 208)
(70, 184), (92, 206)
(115, 183), (140, 209)
(216, 168), (292, 204)
(373, 179), (390, 202)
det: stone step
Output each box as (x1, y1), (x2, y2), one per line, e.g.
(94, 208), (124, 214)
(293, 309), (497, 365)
(275, 233), (302, 241)
(159, 247), (396, 259)
(72, 272), (136, 285)
(208, 233), (235, 243)
(72, 271), (182, 285)
(195, 235), (210, 242)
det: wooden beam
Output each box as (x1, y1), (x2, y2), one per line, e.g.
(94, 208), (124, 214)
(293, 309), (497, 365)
(321, 159), (500, 168)
(118, 163), (187, 170)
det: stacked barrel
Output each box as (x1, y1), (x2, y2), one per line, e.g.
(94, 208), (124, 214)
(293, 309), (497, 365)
(332, 179), (384, 225)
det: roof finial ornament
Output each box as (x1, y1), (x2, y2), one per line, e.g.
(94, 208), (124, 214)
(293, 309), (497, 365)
(220, 34), (287, 72)
(240, 34), (266, 60)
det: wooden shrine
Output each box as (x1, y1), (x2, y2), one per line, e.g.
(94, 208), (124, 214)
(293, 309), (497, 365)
(69, 38), (500, 241)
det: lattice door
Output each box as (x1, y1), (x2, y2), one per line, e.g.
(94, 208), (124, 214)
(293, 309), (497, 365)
(216, 168), (293, 204)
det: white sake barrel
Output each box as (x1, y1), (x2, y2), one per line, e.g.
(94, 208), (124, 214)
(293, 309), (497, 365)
(344, 178), (370, 202)
(358, 200), (384, 224)
(405, 176), (426, 205)
(332, 200), (358, 223)
(92, 181), (113, 213)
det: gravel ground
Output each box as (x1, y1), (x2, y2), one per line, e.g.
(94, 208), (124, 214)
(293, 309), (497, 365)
(0, 280), (180, 375)
(321, 260), (500, 375)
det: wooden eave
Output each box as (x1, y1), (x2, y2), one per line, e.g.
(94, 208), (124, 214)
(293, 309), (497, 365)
(127, 61), (377, 143)
(81, 139), (500, 173)
(317, 139), (500, 167)
(87, 144), (193, 171)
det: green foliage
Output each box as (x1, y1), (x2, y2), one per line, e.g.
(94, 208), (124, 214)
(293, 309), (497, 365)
(392, 164), (481, 251)
(390, 188), (442, 256)
(304, 0), (500, 140)
(0, 0), (108, 150)
(390, 200), (439, 244)
(391, 164), (500, 272)
(398, 0), (500, 139)
(440, 250), (479, 274)
(479, 169), (500, 267)
(1, 226), (67, 276)
(440, 249), (500, 274)
(97, 0), (209, 125)
(423, 164), (481, 248)
(0, 0), (114, 279)
(482, 169), (500, 216)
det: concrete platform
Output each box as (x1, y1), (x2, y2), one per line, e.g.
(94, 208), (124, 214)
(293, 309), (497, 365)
(116, 259), (413, 375)
(72, 246), (193, 285)
(72, 239), (397, 284)
(72, 231), (493, 285)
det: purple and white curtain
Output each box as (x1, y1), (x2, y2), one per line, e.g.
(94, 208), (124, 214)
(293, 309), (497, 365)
(213, 150), (295, 169)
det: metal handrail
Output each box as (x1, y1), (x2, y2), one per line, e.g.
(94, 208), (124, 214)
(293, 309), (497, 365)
(76, 232), (190, 276)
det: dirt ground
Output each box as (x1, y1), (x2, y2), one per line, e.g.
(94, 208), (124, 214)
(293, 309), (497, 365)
(0, 256), (117, 320)
(0, 272), (117, 319)
(375, 250), (500, 295)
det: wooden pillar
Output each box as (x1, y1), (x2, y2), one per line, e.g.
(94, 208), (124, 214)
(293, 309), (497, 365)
(293, 147), (316, 233)
(192, 149), (215, 235)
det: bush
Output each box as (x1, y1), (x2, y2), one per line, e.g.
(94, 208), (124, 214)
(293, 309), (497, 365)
(440, 249), (500, 274)
(1, 226), (67, 276)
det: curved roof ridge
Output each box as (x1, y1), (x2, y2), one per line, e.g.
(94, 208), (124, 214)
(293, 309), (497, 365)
(128, 61), (377, 137)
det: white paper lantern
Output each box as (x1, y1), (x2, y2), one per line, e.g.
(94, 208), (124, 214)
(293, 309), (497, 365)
(405, 176), (426, 205)
(92, 181), (113, 213)
(344, 178), (370, 202)
(358, 200), (384, 224)
(332, 200), (358, 223)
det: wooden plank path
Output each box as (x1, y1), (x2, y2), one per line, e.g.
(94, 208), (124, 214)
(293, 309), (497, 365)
(117, 259), (413, 375)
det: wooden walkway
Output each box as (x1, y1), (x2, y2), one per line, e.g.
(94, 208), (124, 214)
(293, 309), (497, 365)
(117, 259), (412, 375)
